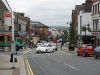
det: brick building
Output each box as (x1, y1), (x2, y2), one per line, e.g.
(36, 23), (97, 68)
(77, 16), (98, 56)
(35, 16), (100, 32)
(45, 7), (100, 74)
(30, 21), (49, 45)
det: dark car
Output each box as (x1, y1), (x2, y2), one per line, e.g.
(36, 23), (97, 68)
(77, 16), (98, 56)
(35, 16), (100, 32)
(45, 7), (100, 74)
(94, 46), (100, 59)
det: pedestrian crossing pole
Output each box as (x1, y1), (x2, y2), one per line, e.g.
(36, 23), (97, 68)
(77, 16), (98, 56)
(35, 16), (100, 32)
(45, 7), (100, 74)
(11, 11), (17, 69)
(4, 0), (17, 69)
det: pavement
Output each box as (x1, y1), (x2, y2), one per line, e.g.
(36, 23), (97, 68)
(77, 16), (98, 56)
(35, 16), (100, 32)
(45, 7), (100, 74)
(0, 51), (27, 75)
(57, 43), (77, 54)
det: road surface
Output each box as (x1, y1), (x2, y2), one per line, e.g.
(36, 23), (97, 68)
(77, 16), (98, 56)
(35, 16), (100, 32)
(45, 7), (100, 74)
(25, 49), (100, 75)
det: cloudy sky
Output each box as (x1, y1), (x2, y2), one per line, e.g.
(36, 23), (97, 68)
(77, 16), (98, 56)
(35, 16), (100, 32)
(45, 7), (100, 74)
(7, 0), (85, 26)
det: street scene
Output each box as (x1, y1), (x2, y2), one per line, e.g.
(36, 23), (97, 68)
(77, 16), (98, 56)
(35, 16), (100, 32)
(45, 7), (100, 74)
(0, 0), (100, 75)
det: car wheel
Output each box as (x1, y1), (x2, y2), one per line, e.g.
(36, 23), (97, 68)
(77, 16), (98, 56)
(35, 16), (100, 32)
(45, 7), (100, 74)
(52, 49), (54, 53)
(55, 48), (57, 51)
(77, 52), (80, 56)
(94, 55), (98, 59)
(46, 49), (48, 53)
(36, 51), (40, 54)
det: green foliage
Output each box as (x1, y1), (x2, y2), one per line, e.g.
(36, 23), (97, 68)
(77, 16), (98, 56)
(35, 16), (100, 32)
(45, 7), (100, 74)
(82, 26), (87, 31)
(69, 23), (75, 45)
(63, 30), (68, 41)
(82, 25), (91, 32)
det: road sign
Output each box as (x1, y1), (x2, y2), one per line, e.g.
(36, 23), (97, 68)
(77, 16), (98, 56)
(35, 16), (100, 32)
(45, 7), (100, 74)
(4, 11), (12, 26)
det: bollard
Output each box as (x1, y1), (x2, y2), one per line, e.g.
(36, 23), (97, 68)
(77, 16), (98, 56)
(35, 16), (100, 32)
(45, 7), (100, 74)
(10, 54), (13, 62)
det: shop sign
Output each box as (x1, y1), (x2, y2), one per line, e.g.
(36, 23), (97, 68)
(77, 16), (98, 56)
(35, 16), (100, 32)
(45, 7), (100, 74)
(4, 11), (12, 26)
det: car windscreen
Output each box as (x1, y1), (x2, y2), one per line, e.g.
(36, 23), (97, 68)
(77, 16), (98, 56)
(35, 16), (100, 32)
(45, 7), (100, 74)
(40, 45), (47, 47)
(87, 46), (92, 48)
(96, 46), (100, 51)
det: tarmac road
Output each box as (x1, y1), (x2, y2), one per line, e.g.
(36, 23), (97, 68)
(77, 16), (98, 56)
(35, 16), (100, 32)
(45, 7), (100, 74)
(25, 49), (100, 75)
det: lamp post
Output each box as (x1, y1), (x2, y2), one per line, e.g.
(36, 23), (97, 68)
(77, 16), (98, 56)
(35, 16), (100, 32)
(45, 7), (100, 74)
(10, 10), (17, 69)
(5, 0), (17, 69)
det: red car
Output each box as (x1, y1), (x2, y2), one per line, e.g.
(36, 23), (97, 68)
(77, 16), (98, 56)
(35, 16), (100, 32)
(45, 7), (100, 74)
(77, 44), (94, 57)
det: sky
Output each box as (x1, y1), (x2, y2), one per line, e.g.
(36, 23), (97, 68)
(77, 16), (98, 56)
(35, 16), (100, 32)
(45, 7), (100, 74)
(7, 0), (85, 26)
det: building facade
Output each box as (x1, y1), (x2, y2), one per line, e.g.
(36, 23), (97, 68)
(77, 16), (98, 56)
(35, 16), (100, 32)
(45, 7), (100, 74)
(71, 0), (93, 46)
(0, 0), (12, 51)
(92, 0), (100, 46)
(30, 21), (49, 45)
(14, 12), (29, 49)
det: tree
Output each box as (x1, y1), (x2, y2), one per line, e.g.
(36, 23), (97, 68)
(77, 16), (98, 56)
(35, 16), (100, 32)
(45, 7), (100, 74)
(82, 24), (91, 37)
(63, 30), (68, 41)
(69, 23), (76, 46)
(82, 26), (91, 32)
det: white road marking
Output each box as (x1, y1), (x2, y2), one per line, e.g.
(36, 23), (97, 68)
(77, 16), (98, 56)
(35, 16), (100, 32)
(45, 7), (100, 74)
(64, 63), (80, 71)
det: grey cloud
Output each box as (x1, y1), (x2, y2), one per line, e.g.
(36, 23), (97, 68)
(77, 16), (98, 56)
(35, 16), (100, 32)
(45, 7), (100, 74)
(7, 0), (85, 26)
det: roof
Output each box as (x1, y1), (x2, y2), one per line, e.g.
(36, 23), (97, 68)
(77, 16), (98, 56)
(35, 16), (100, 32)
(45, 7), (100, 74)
(75, 5), (84, 11)
(74, 0), (92, 13)
(14, 12), (28, 22)
(0, 34), (12, 36)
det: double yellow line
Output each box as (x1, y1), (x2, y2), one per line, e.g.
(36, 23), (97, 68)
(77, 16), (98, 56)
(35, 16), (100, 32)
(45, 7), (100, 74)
(25, 58), (34, 75)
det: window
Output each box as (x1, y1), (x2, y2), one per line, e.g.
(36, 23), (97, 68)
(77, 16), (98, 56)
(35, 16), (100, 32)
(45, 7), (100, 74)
(98, 3), (99, 13)
(9, 26), (12, 31)
(95, 19), (99, 31)
(93, 20), (94, 31)
(93, 5), (94, 14)
(93, 19), (99, 31)
(95, 4), (97, 14)
(18, 24), (21, 31)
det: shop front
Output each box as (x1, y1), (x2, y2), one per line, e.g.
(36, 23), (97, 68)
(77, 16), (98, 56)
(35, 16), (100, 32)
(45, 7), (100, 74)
(0, 32), (12, 51)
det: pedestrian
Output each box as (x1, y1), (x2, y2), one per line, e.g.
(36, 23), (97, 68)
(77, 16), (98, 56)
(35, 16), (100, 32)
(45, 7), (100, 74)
(61, 41), (64, 48)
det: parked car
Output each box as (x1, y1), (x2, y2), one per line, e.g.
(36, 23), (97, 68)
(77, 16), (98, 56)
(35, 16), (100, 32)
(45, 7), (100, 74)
(36, 44), (55, 53)
(50, 42), (57, 51)
(44, 42), (57, 51)
(94, 46), (100, 59)
(36, 41), (48, 47)
(36, 43), (43, 47)
(77, 44), (94, 57)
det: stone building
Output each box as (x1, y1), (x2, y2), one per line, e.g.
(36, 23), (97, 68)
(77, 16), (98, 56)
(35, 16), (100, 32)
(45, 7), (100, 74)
(92, 0), (100, 46)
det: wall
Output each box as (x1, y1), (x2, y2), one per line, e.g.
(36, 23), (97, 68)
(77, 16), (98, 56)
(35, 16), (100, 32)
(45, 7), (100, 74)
(78, 11), (92, 36)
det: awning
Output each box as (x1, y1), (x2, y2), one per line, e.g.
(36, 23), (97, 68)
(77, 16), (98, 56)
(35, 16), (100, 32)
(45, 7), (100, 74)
(0, 34), (12, 36)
